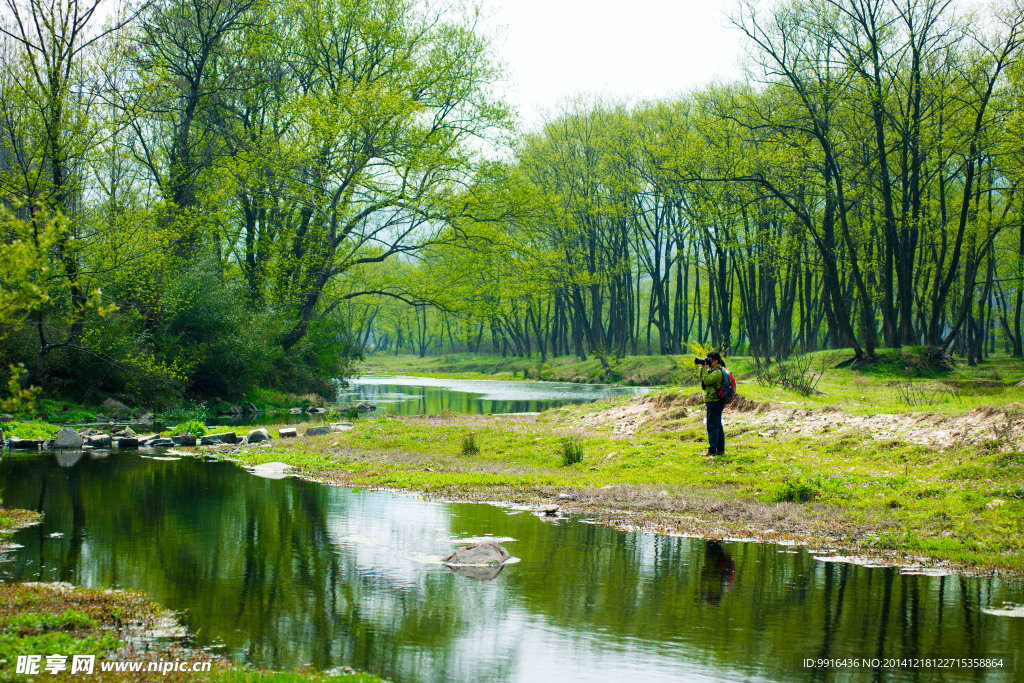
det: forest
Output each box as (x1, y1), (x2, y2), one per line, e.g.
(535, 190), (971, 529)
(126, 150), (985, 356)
(3, 0), (1024, 405)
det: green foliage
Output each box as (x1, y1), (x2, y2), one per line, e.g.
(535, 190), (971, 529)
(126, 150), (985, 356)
(0, 365), (40, 416)
(158, 401), (209, 424)
(559, 436), (584, 466)
(37, 398), (95, 423)
(0, 420), (60, 440)
(170, 420), (208, 437)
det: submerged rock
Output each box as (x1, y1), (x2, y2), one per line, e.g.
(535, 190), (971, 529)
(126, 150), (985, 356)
(249, 462), (292, 480)
(442, 541), (511, 566)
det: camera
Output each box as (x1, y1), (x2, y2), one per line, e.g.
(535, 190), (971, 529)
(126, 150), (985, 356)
(694, 357), (710, 365)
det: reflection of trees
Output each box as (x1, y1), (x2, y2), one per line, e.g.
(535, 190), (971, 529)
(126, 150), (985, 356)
(2, 454), (1023, 682)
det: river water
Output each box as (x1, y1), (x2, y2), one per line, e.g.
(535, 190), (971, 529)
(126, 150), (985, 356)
(2, 378), (1022, 682)
(338, 375), (651, 415)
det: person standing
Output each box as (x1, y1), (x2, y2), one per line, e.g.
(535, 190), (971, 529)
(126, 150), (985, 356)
(700, 351), (726, 456)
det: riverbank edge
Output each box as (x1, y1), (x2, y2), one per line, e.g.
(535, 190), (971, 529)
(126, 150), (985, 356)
(220, 408), (1024, 580)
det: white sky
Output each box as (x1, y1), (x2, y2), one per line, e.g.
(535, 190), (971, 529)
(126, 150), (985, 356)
(481, 0), (748, 130)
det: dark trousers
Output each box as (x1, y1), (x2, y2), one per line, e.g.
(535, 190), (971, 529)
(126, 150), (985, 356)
(706, 400), (725, 452)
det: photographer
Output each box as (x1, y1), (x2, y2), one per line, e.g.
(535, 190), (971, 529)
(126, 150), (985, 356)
(697, 351), (726, 456)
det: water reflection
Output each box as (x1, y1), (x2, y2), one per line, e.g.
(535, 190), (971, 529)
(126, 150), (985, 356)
(1, 452), (1021, 682)
(340, 376), (649, 416)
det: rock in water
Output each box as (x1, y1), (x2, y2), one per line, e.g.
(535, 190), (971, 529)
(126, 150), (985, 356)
(52, 427), (84, 450)
(442, 541), (511, 566)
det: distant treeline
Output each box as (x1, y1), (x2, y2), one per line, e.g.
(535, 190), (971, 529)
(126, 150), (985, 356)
(365, 0), (1024, 366)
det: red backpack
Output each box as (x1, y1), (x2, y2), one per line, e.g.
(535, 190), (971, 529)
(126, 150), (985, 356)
(714, 368), (737, 405)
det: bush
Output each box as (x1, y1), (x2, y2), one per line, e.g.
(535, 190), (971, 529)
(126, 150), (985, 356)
(559, 436), (584, 466)
(169, 420), (207, 437)
(461, 432), (479, 455)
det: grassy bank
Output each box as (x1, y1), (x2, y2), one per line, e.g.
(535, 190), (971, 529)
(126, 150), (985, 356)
(233, 350), (1024, 574)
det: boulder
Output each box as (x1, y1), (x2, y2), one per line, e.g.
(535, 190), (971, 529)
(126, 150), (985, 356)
(304, 425), (331, 437)
(537, 504), (560, 516)
(207, 431), (238, 444)
(306, 407), (328, 414)
(135, 412), (155, 423)
(170, 434), (197, 447)
(330, 422), (354, 432)
(85, 434), (112, 448)
(200, 431), (238, 445)
(121, 426), (137, 437)
(247, 428), (272, 443)
(94, 413), (112, 423)
(442, 541), (511, 566)
(289, 407), (304, 415)
(9, 437), (43, 450)
(143, 437), (175, 448)
(52, 428), (84, 450)
(355, 402), (376, 413)
(0, 413), (13, 422)
(101, 398), (132, 418)
(278, 427), (298, 438)
(115, 437), (139, 450)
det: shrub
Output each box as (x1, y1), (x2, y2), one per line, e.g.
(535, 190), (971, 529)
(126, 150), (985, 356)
(170, 420), (208, 437)
(559, 436), (584, 466)
(461, 432), (479, 455)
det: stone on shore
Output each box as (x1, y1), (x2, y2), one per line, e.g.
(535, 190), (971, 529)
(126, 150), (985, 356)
(304, 425), (331, 437)
(278, 427), (298, 438)
(9, 437), (43, 450)
(200, 430), (238, 446)
(85, 434), (112, 448)
(247, 428), (271, 443)
(52, 428), (84, 450)
(330, 422), (354, 432)
(101, 398), (132, 418)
